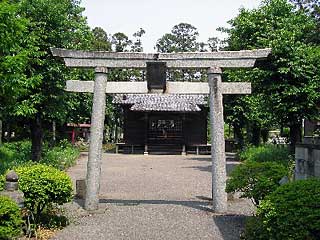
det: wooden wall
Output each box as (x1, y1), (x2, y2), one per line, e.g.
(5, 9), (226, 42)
(122, 106), (208, 146)
(123, 106), (146, 145)
(184, 107), (207, 145)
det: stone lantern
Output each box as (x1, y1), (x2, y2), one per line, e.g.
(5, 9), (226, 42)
(0, 170), (24, 208)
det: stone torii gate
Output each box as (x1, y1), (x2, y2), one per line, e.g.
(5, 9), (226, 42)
(51, 48), (271, 212)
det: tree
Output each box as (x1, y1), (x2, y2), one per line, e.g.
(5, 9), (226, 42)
(92, 27), (112, 51)
(0, 1), (41, 145)
(290, 0), (320, 43)
(223, 0), (320, 151)
(290, 0), (320, 19)
(112, 32), (132, 52)
(155, 23), (200, 52)
(207, 37), (220, 52)
(131, 28), (146, 52)
(9, 0), (93, 160)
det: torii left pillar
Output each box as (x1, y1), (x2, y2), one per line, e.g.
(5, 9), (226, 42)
(85, 67), (108, 211)
(208, 67), (227, 213)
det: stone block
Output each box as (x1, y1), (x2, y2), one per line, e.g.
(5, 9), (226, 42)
(76, 179), (86, 199)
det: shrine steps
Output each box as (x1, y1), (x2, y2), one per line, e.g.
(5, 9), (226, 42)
(148, 144), (183, 155)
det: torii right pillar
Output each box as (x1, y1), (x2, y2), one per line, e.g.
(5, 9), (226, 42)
(208, 67), (230, 213)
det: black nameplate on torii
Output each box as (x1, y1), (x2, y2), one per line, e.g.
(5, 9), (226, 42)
(146, 62), (167, 93)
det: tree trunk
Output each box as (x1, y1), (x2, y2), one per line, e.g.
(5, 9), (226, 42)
(115, 123), (119, 143)
(0, 119), (2, 145)
(31, 113), (43, 161)
(289, 122), (302, 154)
(250, 124), (261, 146)
(52, 121), (56, 146)
(233, 124), (244, 149)
(261, 128), (269, 143)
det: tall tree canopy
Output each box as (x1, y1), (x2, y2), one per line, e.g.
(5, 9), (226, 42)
(223, 0), (320, 150)
(155, 23), (200, 52)
(0, 0), (93, 160)
(92, 27), (112, 51)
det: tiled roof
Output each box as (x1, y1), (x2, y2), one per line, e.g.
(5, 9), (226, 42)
(113, 94), (207, 112)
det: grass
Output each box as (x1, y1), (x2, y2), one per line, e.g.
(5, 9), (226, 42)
(239, 144), (291, 166)
(0, 140), (80, 175)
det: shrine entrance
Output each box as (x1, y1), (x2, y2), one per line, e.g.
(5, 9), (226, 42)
(148, 115), (183, 145)
(51, 47), (271, 213)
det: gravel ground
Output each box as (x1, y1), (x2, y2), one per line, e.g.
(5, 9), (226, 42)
(52, 153), (255, 240)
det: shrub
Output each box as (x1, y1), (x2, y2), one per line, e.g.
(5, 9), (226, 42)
(256, 179), (320, 240)
(0, 196), (23, 239)
(239, 144), (290, 166)
(0, 174), (4, 191)
(226, 161), (287, 205)
(241, 216), (269, 240)
(41, 140), (79, 170)
(0, 140), (79, 176)
(15, 164), (73, 218)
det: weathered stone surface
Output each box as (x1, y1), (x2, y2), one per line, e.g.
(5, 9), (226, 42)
(0, 190), (24, 208)
(66, 80), (251, 95)
(222, 82), (251, 94)
(66, 80), (148, 93)
(76, 179), (86, 199)
(51, 47), (271, 60)
(84, 67), (108, 211)
(62, 58), (258, 69)
(1, 170), (24, 207)
(4, 171), (19, 191)
(6, 170), (19, 182)
(208, 67), (228, 213)
(50, 47), (271, 69)
(295, 144), (320, 180)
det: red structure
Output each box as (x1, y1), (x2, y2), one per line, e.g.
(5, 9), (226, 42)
(66, 123), (91, 144)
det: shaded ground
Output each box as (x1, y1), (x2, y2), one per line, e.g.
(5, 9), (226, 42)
(52, 154), (254, 240)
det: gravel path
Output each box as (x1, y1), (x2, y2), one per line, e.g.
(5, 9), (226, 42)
(52, 153), (254, 240)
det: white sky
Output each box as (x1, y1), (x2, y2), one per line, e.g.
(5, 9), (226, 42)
(81, 0), (261, 52)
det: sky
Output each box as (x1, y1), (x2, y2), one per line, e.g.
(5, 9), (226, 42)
(81, 0), (261, 52)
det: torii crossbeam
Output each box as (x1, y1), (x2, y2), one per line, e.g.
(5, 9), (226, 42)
(51, 47), (271, 212)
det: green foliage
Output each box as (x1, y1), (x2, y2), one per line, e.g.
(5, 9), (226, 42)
(0, 140), (79, 175)
(156, 23), (200, 52)
(0, 1), (42, 119)
(112, 32), (132, 52)
(226, 161), (287, 205)
(239, 144), (290, 166)
(41, 140), (79, 170)
(222, 0), (320, 147)
(15, 164), (73, 217)
(0, 175), (4, 191)
(0, 141), (32, 175)
(92, 27), (112, 51)
(255, 179), (320, 239)
(0, 196), (23, 239)
(241, 216), (269, 240)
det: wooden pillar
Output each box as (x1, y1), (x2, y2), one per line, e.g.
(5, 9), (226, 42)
(71, 128), (76, 145)
(182, 144), (186, 155)
(208, 67), (227, 213)
(85, 67), (108, 211)
(144, 113), (149, 155)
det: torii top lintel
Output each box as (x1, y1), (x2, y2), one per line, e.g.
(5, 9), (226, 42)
(50, 48), (271, 69)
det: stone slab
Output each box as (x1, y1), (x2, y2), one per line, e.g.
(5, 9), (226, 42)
(51, 48), (271, 69)
(63, 58), (257, 69)
(66, 80), (148, 93)
(51, 47), (271, 60)
(66, 80), (251, 95)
